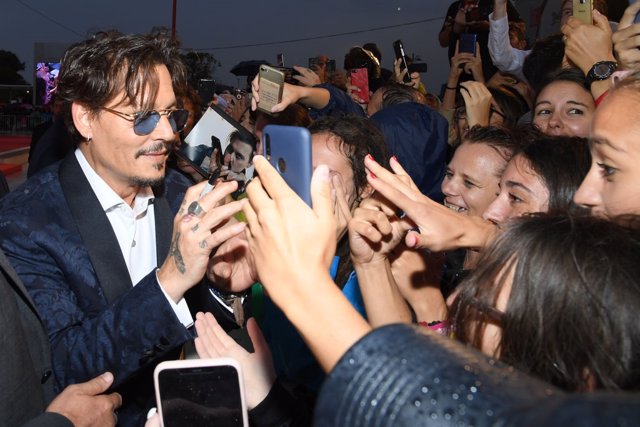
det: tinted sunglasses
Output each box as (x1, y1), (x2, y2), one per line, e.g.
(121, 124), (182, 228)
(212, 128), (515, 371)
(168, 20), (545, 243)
(101, 107), (190, 136)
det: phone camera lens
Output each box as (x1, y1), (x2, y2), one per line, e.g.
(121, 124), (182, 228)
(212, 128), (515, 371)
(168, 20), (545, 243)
(277, 158), (287, 173)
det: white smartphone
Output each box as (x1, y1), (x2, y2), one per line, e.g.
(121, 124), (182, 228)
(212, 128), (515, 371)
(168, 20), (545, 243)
(154, 358), (249, 427)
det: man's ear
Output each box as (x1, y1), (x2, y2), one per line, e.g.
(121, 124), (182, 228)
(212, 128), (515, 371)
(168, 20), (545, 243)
(71, 102), (93, 141)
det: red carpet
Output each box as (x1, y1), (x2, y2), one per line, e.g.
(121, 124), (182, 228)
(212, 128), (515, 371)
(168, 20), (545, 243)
(0, 135), (30, 153)
(0, 135), (29, 176)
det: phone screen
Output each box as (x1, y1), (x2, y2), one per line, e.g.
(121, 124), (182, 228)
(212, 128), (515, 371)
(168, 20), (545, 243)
(158, 365), (244, 427)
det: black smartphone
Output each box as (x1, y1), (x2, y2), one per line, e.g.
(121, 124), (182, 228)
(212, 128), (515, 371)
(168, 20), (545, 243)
(262, 124), (313, 206)
(393, 40), (412, 83)
(154, 359), (249, 427)
(459, 33), (477, 55)
(634, 0), (640, 24)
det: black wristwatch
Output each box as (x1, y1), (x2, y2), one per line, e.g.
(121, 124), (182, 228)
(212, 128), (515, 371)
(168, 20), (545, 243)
(586, 61), (617, 85)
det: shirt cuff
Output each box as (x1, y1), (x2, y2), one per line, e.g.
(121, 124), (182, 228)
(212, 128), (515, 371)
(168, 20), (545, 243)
(155, 270), (194, 328)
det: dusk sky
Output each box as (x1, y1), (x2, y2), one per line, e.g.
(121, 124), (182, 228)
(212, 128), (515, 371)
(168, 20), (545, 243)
(2, 0), (453, 93)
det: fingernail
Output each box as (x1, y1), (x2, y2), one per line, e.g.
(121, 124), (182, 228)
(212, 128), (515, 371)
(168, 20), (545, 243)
(101, 372), (114, 383)
(366, 154), (374, 161)
(391, 155), (398, 163)
(369, 171), (377, 179)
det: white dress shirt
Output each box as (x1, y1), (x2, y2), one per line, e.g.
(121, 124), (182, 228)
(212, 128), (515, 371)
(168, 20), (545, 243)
(75, 149), (193, 327)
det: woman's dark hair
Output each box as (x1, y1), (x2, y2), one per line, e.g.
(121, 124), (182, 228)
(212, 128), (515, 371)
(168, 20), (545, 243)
(535, 67), (591, 106)
(461, 126), (519, 167)
(450, 212), (640, 391)
(488, 85), (529, 128)
(516, 132), (591, 211)
(57, 30), (187, 143)
(522, 34), (565, 94)
(309, 114), (389, 207)
(308, 114), (389, 288)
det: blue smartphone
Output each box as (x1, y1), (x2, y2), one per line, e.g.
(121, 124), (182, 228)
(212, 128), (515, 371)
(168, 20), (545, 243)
(261, 124), (313, 206)
(459, 33), (477, 55)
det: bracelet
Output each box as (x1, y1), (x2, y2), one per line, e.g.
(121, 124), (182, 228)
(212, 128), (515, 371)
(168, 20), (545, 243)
(445, 86), (457, 91)
(418, 320), (450, 335)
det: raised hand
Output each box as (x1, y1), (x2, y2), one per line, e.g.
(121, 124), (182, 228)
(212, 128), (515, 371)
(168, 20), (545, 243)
(194, 312), (276, 410)
(158, 180), (247, 302)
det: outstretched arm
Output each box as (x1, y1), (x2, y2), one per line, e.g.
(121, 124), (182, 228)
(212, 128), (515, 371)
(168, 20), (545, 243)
(243, 156), (371, 372)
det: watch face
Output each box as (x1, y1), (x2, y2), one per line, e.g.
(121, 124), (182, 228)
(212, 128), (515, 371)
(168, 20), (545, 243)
(595, 63), (611, 77)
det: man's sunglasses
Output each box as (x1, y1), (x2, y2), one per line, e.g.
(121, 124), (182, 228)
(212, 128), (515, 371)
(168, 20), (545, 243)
(101, 107), (190, 136)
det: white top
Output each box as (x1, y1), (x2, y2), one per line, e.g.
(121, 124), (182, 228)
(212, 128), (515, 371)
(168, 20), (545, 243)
(488, 12), (530, 81)
(75, 149), (193, 327)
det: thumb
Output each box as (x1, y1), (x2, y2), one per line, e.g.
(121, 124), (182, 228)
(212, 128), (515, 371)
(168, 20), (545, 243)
(405, 230), (422, 249)
(73, 372), (114, 396)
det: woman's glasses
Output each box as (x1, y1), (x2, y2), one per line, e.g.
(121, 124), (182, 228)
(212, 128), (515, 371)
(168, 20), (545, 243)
(102, 107), (190, 136)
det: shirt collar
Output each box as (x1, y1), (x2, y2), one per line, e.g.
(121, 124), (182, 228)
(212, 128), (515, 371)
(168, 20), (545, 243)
(75, 148), (154, 212)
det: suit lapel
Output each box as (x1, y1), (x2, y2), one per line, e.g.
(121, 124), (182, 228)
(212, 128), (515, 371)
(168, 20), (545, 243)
(153, 192), (172, 266)
(59, 153), (133, 305)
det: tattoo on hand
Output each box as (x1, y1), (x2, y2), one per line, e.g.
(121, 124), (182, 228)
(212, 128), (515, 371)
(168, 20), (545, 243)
(169, 231), (186, 274)
(199, 240), (208, 249)
(191, 223), (199, 232)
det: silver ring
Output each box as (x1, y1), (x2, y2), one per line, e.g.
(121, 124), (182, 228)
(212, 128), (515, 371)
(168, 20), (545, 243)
(187, 201), (206, 217)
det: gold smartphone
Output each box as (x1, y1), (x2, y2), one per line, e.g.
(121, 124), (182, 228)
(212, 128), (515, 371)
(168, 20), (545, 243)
(573, 0), (593, 24)
(257, 65), (285, 115)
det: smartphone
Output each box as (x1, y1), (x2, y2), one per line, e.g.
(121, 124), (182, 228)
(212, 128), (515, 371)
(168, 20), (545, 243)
(154, 358), (249, 427)
(349, 68), (370, 104)
(393, 40), (412, 83)
(257, 65), (285, 115)
(635, 0), (640, 24)
(459, 33), (477, 55)
(573, 0), (593, 24)
(197, 79), (216, 107)
(262, 124), (312, 206)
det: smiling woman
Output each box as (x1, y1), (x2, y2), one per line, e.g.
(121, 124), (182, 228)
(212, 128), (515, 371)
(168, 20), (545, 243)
(532, 68), (595, 138)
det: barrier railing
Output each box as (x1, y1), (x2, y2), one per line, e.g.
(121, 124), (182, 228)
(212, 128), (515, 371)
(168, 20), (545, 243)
(0, 114), (49, 135)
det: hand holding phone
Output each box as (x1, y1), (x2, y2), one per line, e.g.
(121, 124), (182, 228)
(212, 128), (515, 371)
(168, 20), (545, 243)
(393, 40), (412, 84)
(349, 68), (370, 104)
(257, 65), (285, 115)
(154, 359), (249, 427)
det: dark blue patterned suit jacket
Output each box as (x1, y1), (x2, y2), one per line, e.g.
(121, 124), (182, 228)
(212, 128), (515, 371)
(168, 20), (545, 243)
(0, 152), (194, 426)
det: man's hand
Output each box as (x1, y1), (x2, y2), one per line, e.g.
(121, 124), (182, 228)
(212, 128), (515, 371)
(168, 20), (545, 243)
(158, 180), (247, 302)
(46, 372), (122, 427)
